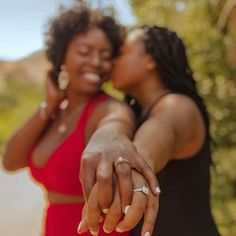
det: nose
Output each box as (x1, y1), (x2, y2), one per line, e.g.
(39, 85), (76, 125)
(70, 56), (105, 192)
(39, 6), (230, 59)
(90, 53), (102, 68)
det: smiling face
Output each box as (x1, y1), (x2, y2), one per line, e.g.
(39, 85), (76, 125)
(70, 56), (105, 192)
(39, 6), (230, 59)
(111, 29), (156, 94)
(63, 27), (113, 95)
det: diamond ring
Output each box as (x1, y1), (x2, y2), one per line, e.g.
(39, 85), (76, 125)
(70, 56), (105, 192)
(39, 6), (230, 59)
(133, 186), (149, 195)
(114, 157), (131, 167)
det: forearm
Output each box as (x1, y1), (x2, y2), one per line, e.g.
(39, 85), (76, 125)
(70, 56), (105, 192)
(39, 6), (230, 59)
(133, 143), (172, 173)
(85, 102), (135, 153)
(133, 116), (176, 173)
(3, 107), (53, 171)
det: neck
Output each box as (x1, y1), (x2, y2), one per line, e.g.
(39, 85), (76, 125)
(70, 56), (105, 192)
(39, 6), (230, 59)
(128, 75), (169, 111)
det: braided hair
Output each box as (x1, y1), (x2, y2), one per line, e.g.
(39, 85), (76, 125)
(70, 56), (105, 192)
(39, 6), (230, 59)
(128, 25), (210, 139)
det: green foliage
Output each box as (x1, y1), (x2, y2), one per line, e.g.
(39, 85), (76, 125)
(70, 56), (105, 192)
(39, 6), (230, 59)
(212, 148), (236, 235)
(0, 78), (43, 154)
(131, 0), (236, 147)
(130, 0), (236, 234)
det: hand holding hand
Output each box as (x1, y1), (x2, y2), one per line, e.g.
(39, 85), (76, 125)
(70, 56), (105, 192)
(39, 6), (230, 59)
(79, 135), (160, 214)
(78, 169), (160, 236)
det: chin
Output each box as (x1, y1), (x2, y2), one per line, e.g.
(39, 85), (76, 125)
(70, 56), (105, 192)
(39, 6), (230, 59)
(86, 88), (101, 96)
(78, 85), (101, 96)
(114, 84), (127, 93)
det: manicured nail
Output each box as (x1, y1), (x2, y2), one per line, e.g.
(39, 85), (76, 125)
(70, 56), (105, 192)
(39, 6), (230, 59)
(90, 231), (98, 236)
(103, 228), (112, 234)
(102, 208), (109, 214)
(156, 186), (161, 193)
(116, 227), (124, 233)
(124, 205), (130, 214)
(77, 222), (82, 233)
(144, 232), (151, 236)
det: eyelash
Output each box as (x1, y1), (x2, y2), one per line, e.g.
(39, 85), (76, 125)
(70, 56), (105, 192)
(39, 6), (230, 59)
(78, 50), (89, 56)
(77, 49), (112, 61)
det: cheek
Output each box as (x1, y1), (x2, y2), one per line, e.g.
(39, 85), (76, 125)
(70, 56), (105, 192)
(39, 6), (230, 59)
(65, 53), (85, 72)
(102, 61), (112, 74)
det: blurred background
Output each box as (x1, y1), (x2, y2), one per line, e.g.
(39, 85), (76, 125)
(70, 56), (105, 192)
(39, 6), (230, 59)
(0, 0), (235, 235)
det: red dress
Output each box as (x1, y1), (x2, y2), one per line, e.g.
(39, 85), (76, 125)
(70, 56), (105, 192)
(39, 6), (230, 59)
(28, 94), (130, 236)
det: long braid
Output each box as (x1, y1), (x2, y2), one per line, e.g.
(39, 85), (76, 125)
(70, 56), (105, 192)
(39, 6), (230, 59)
(142, 26), (210, 139)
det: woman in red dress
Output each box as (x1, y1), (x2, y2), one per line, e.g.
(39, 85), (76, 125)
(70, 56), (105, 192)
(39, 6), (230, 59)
(2, 5), (158, 236)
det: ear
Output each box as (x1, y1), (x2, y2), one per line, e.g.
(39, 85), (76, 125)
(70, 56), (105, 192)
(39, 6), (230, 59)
(146, 57), (156, 70)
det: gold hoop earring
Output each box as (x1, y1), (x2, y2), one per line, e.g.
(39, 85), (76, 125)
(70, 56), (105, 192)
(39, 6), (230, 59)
(58, 65), (69, 90)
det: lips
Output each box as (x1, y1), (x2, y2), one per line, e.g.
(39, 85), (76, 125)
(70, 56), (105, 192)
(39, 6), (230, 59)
(83, 73), (101, 82)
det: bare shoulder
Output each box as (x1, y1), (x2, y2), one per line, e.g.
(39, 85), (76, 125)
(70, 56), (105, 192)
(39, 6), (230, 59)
(85, 96), (135, 142)
(152, 93), (202, 122)
(93, 97), (134, 119)
(152, 93), (206, 158)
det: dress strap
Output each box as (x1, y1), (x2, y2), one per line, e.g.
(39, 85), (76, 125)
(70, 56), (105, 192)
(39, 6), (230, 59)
(76, 93), (110, 131)
(137, 91), (173, 127)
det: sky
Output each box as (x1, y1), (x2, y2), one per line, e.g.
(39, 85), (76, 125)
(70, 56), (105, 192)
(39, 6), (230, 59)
(0, 0), (136, 61)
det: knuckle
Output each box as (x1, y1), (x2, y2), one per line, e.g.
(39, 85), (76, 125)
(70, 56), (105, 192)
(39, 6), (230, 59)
(116, 165), (131, 177)
(143, 161), (151, 170)
(144, 219), (154, 228)
(150, 201), (157, 210)
(108, 210), (122, 220)
(120, 191), (132, 201)
(149, 193), (158, 204)
(81, 152), (102, 163)
(87, 202), (98, 212)
(97, 172), (111, 185)
(132, 204), (145, 213)
(80, 155), (90, 169)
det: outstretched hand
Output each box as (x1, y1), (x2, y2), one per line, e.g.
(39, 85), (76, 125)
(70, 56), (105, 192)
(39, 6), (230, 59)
(78, 169), (160, 236)
(79, 134), (160, 215)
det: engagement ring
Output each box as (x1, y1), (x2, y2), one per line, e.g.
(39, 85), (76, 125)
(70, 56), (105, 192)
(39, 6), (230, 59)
(133, 186), (149, 195)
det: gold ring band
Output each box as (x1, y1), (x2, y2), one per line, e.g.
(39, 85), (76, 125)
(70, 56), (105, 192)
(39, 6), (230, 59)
(114, 156), (130, 167)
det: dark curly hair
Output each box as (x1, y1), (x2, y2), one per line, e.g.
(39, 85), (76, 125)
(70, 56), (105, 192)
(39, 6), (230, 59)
(45, 5), (124, 84)
(127, 25), (210, 138)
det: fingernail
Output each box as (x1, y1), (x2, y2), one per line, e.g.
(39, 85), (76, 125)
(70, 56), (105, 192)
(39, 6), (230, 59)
(77, 222), (81, 232)
(124, 205), (130, 214)
(116, 227), (124, 233)
(90, 231), (98, 236)
(156, 186), (161, 193)
(103, 228), (112, 234)
(144, 232), (151, 236)
(102, 208), (109, 214)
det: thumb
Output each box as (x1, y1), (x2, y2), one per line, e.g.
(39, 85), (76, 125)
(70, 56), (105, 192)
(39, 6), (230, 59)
(77, 203), (90, 234)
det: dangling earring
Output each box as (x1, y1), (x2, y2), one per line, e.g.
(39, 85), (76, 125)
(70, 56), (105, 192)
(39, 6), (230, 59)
(129, 98), (136, 106)
(58, 65), (69, 90)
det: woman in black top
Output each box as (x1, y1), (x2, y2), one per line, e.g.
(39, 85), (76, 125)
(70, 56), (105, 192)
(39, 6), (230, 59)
(79, 26), (220, 236)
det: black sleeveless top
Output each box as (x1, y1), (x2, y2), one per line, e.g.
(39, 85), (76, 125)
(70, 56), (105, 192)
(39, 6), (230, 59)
(130, 94), (220, 236)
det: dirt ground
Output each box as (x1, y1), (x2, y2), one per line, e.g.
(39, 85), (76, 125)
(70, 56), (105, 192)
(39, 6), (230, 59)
(0, 164), (45, 236)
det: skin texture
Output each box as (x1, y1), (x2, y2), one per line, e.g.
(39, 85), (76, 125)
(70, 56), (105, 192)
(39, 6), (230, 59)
(78, 28), (206, 236)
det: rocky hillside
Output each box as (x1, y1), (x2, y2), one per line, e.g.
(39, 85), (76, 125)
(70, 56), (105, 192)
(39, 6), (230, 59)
(0, 51), (50, 89)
